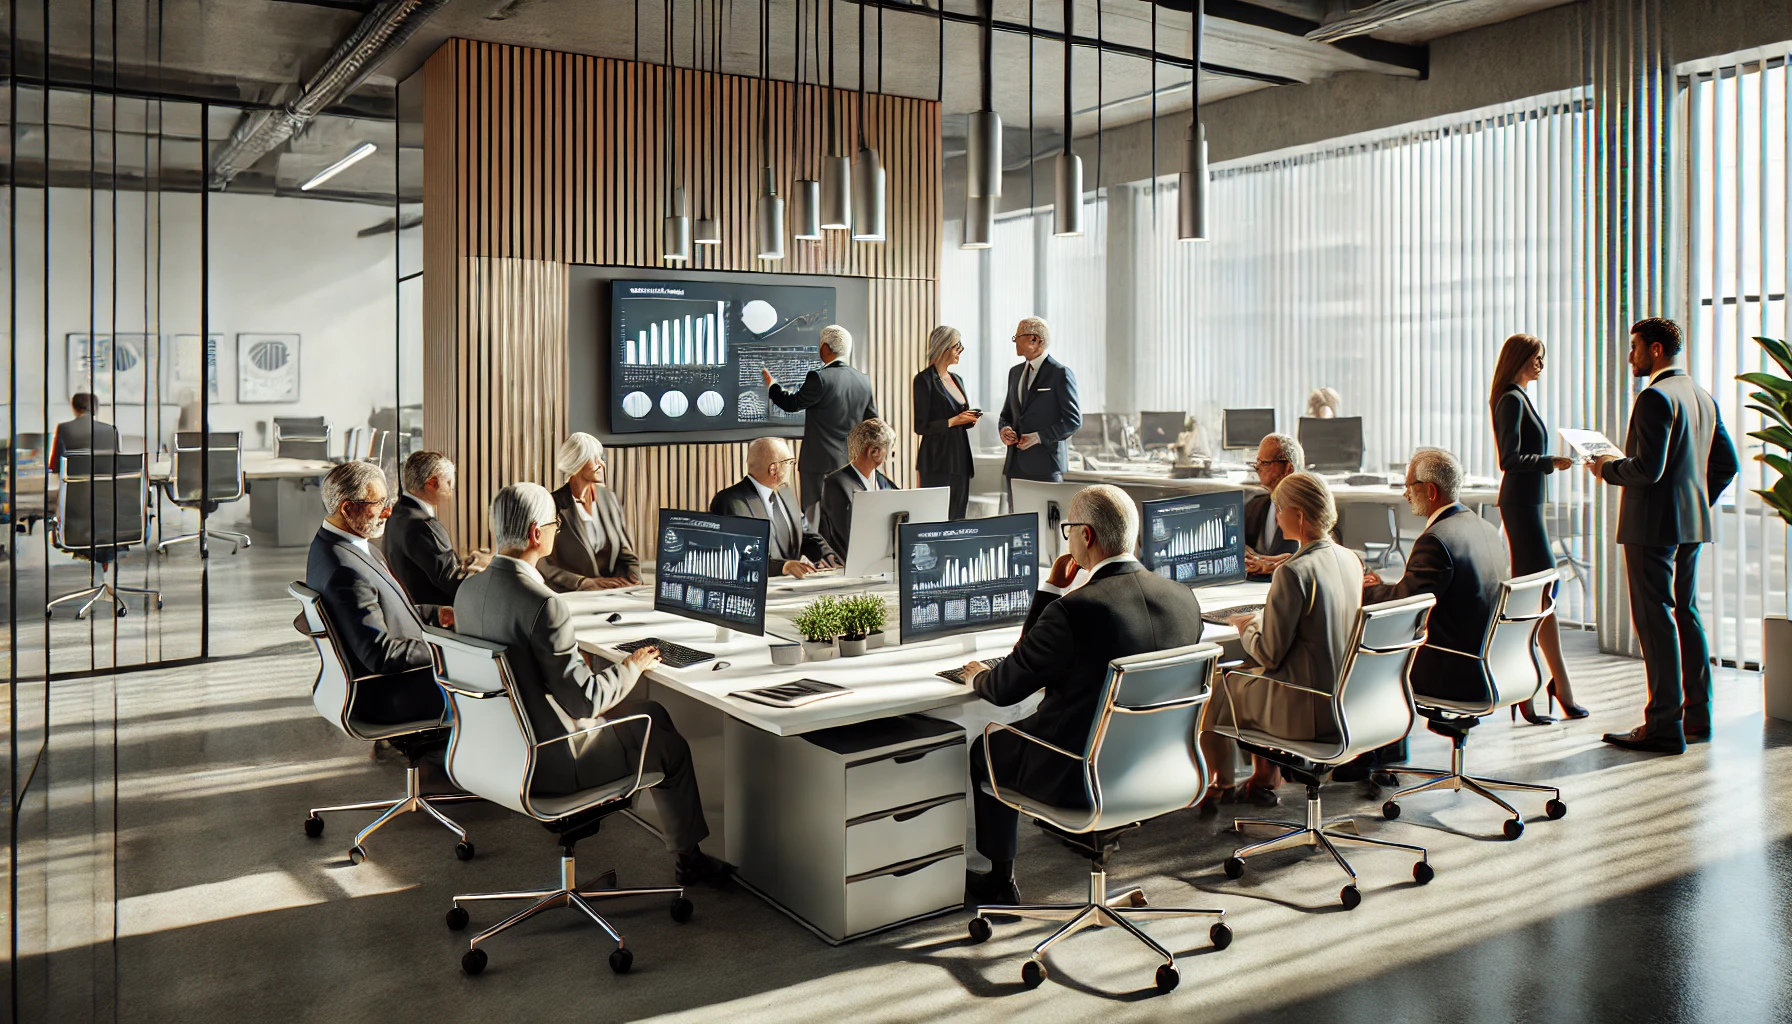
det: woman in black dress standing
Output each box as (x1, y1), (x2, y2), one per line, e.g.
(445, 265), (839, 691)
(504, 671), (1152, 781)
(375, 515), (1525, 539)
(1490, 333), (1588, 721)
(912, 326), (981, 520)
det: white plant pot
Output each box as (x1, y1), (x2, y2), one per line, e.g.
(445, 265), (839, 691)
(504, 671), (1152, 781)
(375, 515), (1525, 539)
(866, 630), (886, 650)
(839, 636), (868, 657)
(1764, 616), (1792, 722)
(802, 639), (837, 662)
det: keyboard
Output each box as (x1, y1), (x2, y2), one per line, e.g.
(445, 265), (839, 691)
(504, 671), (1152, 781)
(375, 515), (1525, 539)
(937, 655), (1007, 684)
(613, 637), (715, 669)
(1201, 604), (1264, 627)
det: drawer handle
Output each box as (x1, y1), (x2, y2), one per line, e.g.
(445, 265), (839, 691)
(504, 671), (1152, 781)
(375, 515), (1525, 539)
(889, 860), (932, 878)
(892, 806), (930, 822)
(893, 752), (927, 764)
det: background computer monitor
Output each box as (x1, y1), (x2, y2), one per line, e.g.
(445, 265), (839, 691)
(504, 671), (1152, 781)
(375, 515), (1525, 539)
(1298, 416), (1365, 472)
(1138, 411), (1187, 449)
(1139, 491), (1246, 588)
(1222, 408), (1277, 450)
(1071, 413), (1115, 455)
(653, 508), (772, 635)
(898, 513), (1039, 645)
(842, 486), (951, 578)
(1007, 479), (1088, 565)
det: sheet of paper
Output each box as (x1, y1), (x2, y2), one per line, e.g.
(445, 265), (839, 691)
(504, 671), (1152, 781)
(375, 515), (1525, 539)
(1558, 428), (1623, 460)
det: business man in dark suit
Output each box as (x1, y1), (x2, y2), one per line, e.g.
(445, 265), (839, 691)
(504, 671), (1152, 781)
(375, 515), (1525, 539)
(817, 418), (899, 558)
(997, 316), (1082, 491)
(1343, 448), (1509, 776)
(305, 461), (446, 726)
(709, 437), (840, 577)
(1243, 433), (1306, 579)
(761, 324), (879, 525)
(50, 392), (121, 469)
(1590, 318), (1739, 754)
(382, 451), (486, 611)
(958, 484), (1204, 906)
(453, 483), (729, 884)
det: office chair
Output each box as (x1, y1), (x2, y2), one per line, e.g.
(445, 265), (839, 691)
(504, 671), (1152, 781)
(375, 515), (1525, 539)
(288, 582), (477, 864)
(47, 452), (162, 619)
(1212, 594), (1436, 909)
(1340, 503), (1404, 570)
(157, 431), (253, 555)
(1546, 503), (1592, 614)
(968, 643), (1232, 993)
(429, 627), (692, 977)
(273, 417), (330, 461)
(1376, 570), (1568, 839)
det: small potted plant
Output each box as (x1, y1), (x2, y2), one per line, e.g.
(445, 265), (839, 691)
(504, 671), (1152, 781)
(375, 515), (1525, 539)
(838, 594), (890, 656)
(793, 595), (841, 662)
(1738, 336), (1792, 720)
(860, 594), (890, 649)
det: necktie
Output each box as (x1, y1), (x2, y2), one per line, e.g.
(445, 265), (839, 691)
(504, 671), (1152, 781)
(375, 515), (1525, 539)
(1021, 363), (1035, 407)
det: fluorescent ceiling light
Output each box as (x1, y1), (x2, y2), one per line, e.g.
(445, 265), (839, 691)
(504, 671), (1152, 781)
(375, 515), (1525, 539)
(299, 143), (377, 191)
(1306, 0), (1468, 44)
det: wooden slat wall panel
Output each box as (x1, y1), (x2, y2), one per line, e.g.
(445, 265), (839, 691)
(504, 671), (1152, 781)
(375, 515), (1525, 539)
(424, 38), (941, 554)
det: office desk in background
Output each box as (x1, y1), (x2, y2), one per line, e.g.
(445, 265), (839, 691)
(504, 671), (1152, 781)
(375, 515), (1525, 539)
(151, 453), (336, 548)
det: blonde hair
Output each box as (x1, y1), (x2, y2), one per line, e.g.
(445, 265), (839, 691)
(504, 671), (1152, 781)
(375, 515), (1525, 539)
(1015, 316), (1051, 347)
(1272, 472), (1338, 538)
(926, 325), (963, 365)
(1306, 387), (1342, 418)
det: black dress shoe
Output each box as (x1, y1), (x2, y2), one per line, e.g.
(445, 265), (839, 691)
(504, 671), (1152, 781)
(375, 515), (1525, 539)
(964, 869), (1020, 909)
(674, 850), (736, 887)
(1684, 724), (1712, 743)
(1601, 727), (1686, 755)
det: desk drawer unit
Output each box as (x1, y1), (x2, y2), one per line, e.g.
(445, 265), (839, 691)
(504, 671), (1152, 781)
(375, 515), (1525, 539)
(844, 740), (965, 820)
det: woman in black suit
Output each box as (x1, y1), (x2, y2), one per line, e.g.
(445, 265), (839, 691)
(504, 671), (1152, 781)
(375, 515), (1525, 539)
(1491, 333), (1588, 721)
(912, 326), (981, 519)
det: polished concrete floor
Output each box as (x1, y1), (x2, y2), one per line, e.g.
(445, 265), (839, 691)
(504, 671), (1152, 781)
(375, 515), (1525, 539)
(16, 539), (1792, 1023)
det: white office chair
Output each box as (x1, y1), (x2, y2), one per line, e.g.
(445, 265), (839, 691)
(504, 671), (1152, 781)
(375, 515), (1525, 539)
(288, 582), (477, 863)
(1213, 594), (1436, 909)
(1376, 569), (1569, 838)
(967, 643), (1232, 994)
(429, 627), (691, 977)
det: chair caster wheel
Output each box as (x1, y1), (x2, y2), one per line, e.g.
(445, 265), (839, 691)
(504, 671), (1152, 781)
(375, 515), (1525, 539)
(1382, 800), (1401, 820)
(1413, 861), (1435, 885)
(608, 948), (633, 974)
(1021, 959), (1046, 989)
(454, 841), (475, 861)
(303, 815), (324, 838)
(1370, 771), (1398, 790)
(1340, 885), (1362, 910)
(115, 606), (127, 618)
(1155, 964), (1180, 993)
(461, 948), (487, 975)
(154, 599), (164, 609)
(1503, 817), (1525, 841)
(348, 845), (367, 865)
(1209, 921), (1232, 950)
(967, 917), (992, 944)
(593, 869), (618, 889)
(446, 907), (469, 931)
(1545, 798), (1567, 820)
(670, 898), (694, 923)
(1222, 856), (1245, 880)
(1127, 891), (1148, 908)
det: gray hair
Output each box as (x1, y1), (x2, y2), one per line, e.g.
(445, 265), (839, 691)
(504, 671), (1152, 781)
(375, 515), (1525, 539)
(1260, 432), (1306, 471)
(1015, 315), (1051, 347)
(1409, 447), (1463, 502)
(1272, 472), (1338, 537)
(556, 432), (605, 481)
(321, 460), (386, 514)
(1070, 484), (1138, 557)
(926, 325), (963, 365)
(820, 324), (853, 361)
(402, 450), (453, 494)
(847, 418), (896, 462)
(747, 436), (790, 474)
(490, 482), (557, 552)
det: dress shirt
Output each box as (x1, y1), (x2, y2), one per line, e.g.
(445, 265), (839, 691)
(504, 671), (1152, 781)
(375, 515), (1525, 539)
(1040, 552), (1137, 596)
(491, 553), (546, 585)
(851, 465), (878, 492)
(1649, 366), (1679, 386)
(569, 494), (606, 555)
(750, 475), (799, 552)
(1257, 499), (1279, 552)
(321, 519), (372, 556)
(1424, 502), (1464, 533)
(406, 493), (436, 518)
(1018, 353), (1048, 446)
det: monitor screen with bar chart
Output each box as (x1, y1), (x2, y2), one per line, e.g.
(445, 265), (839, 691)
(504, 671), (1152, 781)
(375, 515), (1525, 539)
(653, 509), (772, 635)
(897, 513), (1039, 644)
(1139, 491), (1246, 588)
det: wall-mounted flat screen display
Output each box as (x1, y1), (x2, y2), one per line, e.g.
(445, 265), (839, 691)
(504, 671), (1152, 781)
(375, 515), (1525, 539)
(610, 279), (835, 434)
(898, 513), (1039, 644)
(654, 509), (771, 635)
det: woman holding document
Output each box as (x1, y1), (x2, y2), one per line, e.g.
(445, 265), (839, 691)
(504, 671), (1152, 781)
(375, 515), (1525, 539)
(1490, 334), (1589, 721)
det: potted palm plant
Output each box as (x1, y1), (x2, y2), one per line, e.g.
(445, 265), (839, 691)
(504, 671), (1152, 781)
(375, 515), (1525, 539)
(793, 595), (841, 662)
(837, 595), (877, 657)
(1737, 335), (1792, 721)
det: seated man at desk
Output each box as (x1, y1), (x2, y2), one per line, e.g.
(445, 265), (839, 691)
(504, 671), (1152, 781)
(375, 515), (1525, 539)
(958, 484), (1205, 906)
(383, 451), (487, 608)
(306, 461), (447, 725)
(817, 418), (899, 557)
(454, 484), (731, 886)
(50, 392), (120, 469)
(1244, 432), (1339, 578)
(709, 437), (841, 578)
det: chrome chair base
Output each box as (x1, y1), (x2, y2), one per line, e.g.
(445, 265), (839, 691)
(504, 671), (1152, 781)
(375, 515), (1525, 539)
(448, 850), (689, 975)
(305, 764), (479, 863)
(971, 866), (1229, 990)
(158, 529), (253, 554)
(46, 582), (162, 619)
(1224, 788), (1432, 907)
(1377, 741), (1565, 839)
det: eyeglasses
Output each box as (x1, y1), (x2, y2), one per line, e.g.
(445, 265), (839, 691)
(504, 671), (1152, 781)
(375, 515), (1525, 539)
(1012, 333), (1039, 344)
(1058, 521), (1091, 541)
(1248, 459), (1289, 473)
(344, 497), (395, 513)
(537, 518), (560, 531)
(770, 457), (798, 469)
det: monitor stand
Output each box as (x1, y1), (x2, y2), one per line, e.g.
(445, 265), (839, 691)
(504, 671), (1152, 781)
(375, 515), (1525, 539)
(961, 633), (979, 655)
(715, 626), (734, 643)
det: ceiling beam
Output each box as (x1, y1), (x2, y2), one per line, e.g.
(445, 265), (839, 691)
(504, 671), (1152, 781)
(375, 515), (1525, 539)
(1198, 0), (1428, 76)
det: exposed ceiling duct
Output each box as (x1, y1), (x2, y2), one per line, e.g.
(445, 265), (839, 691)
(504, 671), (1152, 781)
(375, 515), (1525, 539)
(209, 0), (451, 189)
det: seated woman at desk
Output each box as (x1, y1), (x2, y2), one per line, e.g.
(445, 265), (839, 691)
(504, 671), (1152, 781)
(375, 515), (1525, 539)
(541, 432), (641, 593)
(1199, 472), (1362, 808)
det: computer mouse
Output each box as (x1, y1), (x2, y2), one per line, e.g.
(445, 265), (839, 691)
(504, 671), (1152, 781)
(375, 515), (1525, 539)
(711, 661), (731, 672)
(606, 613), (622, 623)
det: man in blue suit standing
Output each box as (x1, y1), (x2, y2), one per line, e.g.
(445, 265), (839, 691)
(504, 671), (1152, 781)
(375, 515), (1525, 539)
(998, 316), (1082, 496)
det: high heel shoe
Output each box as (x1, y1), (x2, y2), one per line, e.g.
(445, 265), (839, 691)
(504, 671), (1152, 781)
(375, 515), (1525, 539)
(1512, 694), (1556, 725)
(1547, 679), (1590, 719)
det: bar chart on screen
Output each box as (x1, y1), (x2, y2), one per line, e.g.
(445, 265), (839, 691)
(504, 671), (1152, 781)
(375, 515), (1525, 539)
(622, 299), (729, 366)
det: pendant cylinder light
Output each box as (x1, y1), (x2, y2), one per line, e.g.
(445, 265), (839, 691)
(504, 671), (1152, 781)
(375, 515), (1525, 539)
(965, 0), (1002, 241)
(852, 145), (885, 241)
(756, 168), (786, 260)
(822, 155), (853, 230)
(963, 193), (993, 248)
(695, 0), (720, 246)
(1054, 0), (1081, 237)
(792, 178), (822, 240)
(967, 110), (1003, 200)
(755, 0), (783, 260)
(1178, 7), (1208, 241)
(664, 187), (691, 262)
(694, 215), (720, 245)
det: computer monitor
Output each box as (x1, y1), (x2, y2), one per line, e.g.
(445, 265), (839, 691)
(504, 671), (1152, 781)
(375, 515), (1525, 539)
(1007, 479), (1088, 565)
(1222, 408), (1276, 450)
(1298, 416), (1365, 472)
(1138, 411), (1187, 449)
(1139, 491), (1246, 588)
(653, 509), (772, 635)
(842, 486), (952, 578)
(1071, 413), (1114, 455)
(898, 513), (1039, 645)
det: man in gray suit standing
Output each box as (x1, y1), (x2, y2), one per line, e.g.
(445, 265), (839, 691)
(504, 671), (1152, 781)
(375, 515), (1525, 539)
(761, 324), (879, 526)
(1590, 317), (1739, 754)
(453, 483), (730, 884)
(50, 392), (121, 469)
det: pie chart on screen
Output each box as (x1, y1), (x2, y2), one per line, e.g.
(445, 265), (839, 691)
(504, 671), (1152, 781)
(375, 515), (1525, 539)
(622, 391), (652, 418)
(660, 391), (690, 417)
(697, 391), (724, 416)
(740, 300), (778, 334)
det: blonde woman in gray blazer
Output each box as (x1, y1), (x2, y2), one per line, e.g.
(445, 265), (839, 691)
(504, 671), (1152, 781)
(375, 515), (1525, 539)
(1200, 472), (1362, 808)
(541, 432), (641, 593)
